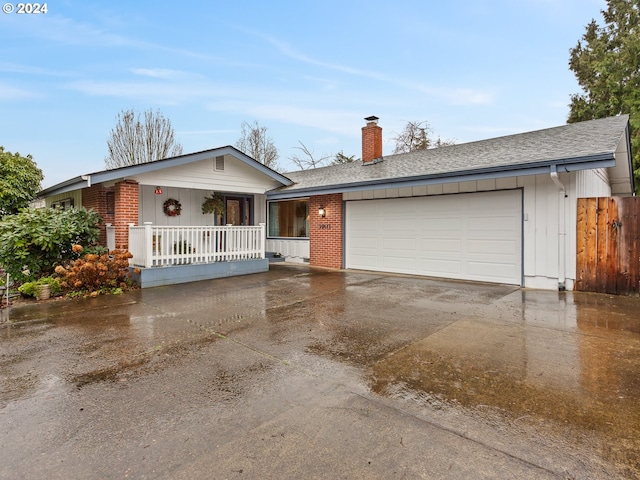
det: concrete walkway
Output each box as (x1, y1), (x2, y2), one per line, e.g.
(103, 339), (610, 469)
(1, 264), (639, 479)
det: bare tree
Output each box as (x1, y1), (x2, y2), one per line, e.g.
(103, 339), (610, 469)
(235, 120), (280, 170)
(289, 142), (331, 170)
(105, 108), (183, 169)
(392, 120), (456, 154)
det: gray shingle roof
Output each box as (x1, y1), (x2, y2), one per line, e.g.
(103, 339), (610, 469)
(274, 115), (630, 195)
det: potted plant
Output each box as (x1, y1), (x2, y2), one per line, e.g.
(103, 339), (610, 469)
(201, 193), (225, 216)
(173, 240), (192, 255)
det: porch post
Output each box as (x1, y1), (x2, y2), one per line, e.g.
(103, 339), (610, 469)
(259, 223), (265, 259)
(144, 222), (153, 268)
(114, 180), (139, 249)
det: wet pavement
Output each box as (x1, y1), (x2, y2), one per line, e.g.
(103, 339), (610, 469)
(1, 264), (639, 479)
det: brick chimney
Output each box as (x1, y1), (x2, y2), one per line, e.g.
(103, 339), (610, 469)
(362, 116), (382, 163)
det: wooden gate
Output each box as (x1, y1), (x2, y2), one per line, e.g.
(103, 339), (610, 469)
(575, 197), (640, 295)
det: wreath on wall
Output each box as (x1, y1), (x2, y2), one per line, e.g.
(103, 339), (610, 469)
(163, 198), (182, 217)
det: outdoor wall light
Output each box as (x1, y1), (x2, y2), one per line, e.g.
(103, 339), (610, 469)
(318, 207), (326, 218)
(154, 186), (163, 195)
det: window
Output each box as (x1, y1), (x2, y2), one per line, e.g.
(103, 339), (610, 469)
(106, 191), (115, 214)
(268, 199), (309, 238)
(51, 198), (74, 209)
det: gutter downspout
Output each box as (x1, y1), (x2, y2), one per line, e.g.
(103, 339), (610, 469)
(81, 175), (91, 188)
(550, 165), (566, 291)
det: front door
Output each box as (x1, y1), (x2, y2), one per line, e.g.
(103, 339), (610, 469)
(225, 196), (253, 225)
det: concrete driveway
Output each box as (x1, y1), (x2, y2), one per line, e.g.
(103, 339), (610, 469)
(1, 264), (639, 479)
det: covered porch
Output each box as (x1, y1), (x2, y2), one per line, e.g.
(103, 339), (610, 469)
(110, 223), (268, 288)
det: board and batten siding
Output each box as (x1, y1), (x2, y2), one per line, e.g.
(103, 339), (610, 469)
(139, 185), (267, 226)
(344, 172), (578, 290)
(44, 190), (82, 209)
(128, 154), (283, 195)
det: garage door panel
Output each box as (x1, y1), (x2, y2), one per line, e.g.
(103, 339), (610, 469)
(382, 237), (415, 251)
(346, 190), (522, 285)
(418, 258), (462, 275)
(420, 238), (461, 253)
(383, 218), (415, 233)
(418, 217), (462, 232)
(468, 239), (518, 255)
(382, 256), (417, 270)
(469, 216), (519, 233)
(467, 261), (518, 280)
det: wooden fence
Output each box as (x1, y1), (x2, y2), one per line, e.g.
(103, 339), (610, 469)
(575, 197), (640, 295)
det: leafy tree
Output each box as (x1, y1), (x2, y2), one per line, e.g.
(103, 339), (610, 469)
(0, 147), (43, 218)
(568, 0), (640, 191)
(0, 207), (101, 282)
(331, 151), (358, 165)
(392, 120), (456, 154)
(235, 120), (280, 170)
(289, 141), (331, 170)
(105, 108), (183, 169)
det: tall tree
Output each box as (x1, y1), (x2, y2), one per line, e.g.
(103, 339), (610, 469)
(568, 0), (640, 190)
(235, 120), (280, 171)
(0, 146), (43, 218)
(105, 108), (183, 169)
(392, 120), (456, 154)
(331, 151), (358, 165)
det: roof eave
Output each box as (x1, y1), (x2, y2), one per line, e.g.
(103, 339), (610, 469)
(266, 154), (617, 200)
(39, 146), (293, 197)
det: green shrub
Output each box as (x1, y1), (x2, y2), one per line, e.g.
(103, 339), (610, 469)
(0, 207), (101, 282)
(18, 276), (61, 297)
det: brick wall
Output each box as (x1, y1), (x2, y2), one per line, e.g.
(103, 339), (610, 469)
(114, 180), (139, 249)
(309, 194), (343, 269)
(82, 184), (115, 245)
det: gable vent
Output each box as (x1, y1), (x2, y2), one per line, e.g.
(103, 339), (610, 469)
(215, 155), (225, 171)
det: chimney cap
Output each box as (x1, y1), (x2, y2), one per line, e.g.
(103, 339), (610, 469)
(364, 116), (379, 124)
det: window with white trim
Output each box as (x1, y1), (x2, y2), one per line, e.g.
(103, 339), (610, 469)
(267, 199), (309, 238)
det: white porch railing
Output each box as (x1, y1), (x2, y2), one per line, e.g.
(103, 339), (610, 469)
(106, 224), (116, 251)
(128, 223), (266, 268)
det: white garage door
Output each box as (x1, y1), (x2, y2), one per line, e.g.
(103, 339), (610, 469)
(345, 190), (522, 285)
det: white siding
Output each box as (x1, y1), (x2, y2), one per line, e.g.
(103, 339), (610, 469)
(139, 185), (266, 227)
(265, 239), (310, 262)
(575, 169), (611, 198)
(129, 154), (283, 194)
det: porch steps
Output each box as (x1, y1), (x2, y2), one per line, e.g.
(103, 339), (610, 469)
(266, 252), (285, 263)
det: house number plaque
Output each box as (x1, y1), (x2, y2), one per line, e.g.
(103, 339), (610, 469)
(319, 224), (332, 230)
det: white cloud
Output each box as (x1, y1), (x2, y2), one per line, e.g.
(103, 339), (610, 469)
(0, 62), (73, 77)
(207, 101), (363, 137)
(131, 68), (199, 80)
(256, 32), (494, 106)
(0, 83), (41, 100)
(177, 129), (237, 136)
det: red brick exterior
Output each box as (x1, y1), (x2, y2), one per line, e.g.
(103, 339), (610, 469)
(362, 120), (382, 163)
(309, 194), (343, 269)
(82, 184), (115, 245)
(114, 180), (139, 249)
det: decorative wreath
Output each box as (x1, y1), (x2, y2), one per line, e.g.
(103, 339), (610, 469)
(163, 198), (182, 217)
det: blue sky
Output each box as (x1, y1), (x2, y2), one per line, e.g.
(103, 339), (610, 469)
(1, 0), (604, 188)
